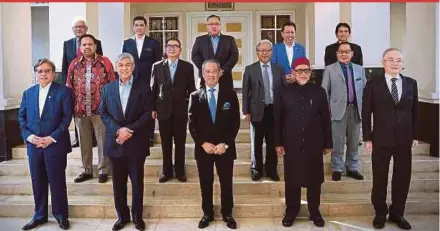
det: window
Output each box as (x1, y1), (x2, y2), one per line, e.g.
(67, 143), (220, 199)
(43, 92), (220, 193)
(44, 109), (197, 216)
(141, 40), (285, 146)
(147, 16), (179, 53)
(259, 14), (291, 44)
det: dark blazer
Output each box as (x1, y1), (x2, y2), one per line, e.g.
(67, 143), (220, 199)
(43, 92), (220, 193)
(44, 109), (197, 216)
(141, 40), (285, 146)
(188, 86), (240, 160)
(122, 36), (162, 80)
(242, 61), (285, 122)
(191, 34), (239, 88)
(18, 82), (73, 155)
(324, 42), (363, 66)
(99, 78), (152, 158)
(362, 75), (418, 148)
(61, 38), (103, 84)
(150, 59), (196, 121)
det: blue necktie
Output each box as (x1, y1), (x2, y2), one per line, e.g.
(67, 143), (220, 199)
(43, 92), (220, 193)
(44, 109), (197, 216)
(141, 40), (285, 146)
(208, 88), (216, 123)
(170, 61), (176, 82)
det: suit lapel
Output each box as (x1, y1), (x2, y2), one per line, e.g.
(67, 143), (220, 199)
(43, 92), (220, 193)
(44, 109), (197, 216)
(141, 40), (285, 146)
(40, 83), (56, 120)
(399, 75), (410, 104)
(255, 63), (264, 86)
(206, 35), (215, 58)
(172, 61), (183, 87)
(162, 60), (172, 84)
(32, 86), (40, 120)
(281, 45), (290, 69)
(112, 81), (125, 119)
(140, 37), (149, 59)
(70, 38), (77, 59)
(130, 38), (140, 60)
(352, 65), (363, 93)
(214, 36), (224, 58)
(215, 88), (225, 125)
(124, 79), (139, 118)
(334, 63), (346, 83)
(380, 76), (395, 105)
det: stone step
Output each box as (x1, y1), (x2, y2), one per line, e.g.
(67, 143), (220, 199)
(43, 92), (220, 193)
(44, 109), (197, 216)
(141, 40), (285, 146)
(1, 155), (438, 177)
(152, 129), (251, 144)
(0, 173), (437, 196)
(0, 192), (437, 218)
(11, 142), (430, 160)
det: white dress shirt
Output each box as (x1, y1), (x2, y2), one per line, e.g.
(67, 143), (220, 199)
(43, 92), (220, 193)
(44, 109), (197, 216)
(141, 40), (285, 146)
(385, 74), (402, 101)
(135, 34), (145, 58)
(284, 42), (295, 67)
(260, 61), (274, 102)
(27, 82), (56, 143)
(206, 83), (219, 106)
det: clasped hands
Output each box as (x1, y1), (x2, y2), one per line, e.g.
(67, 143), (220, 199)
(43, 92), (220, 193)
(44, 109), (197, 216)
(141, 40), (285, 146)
(30, 136), (54, 149)
(202, 142), (227, 155)
(116, 127), (134, 145)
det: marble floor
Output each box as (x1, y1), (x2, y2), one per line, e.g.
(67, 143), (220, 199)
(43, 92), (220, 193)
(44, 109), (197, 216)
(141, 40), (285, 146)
(0, 215), (438, 231)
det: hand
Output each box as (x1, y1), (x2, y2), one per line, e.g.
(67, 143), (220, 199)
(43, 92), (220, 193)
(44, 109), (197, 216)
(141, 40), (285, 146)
(365, 141), (373, 153)
(412, 140), (419, 147)
(116, 127), (133, 144)
(323, 148), (332, 155)
(202, 142), (216, 154)
(219, 69), (224, 77)
(276, 146), (285, 156)
(214, 143), (226, 155)
(36, 136), (54, 149)
(244, 114), (251, 123)
(30, 136), (44, 147)
(286, 74), (296, 84)
(152, 111), (157, 120)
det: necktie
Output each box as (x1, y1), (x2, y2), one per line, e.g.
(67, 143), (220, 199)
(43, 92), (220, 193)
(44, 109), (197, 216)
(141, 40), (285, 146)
(208, 88), (216, 123)
(170, 61), (176, 82)
(76, 40), (82, 57)
(345, 64), (354, 103)
(212, 37), (218, 55)
(262, 64), (272, 104)
(391, 78), (399, 104)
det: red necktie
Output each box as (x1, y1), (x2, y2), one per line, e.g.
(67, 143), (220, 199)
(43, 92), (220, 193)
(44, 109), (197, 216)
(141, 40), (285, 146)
(76, 40), (82, 57)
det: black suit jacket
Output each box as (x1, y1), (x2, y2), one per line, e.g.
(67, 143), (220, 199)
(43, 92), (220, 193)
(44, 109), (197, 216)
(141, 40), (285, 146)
(362, 74), (419, 148)
(324, 42), (363, 66)
(99, 78), (152, 158)
(242, 62), (286, 122)
(61, 38), (103, 84)
(122, 36), (162, 80)
(151, 59), (196, 121)
(191, 34), (239, 87)
(188, 86), (240, 160)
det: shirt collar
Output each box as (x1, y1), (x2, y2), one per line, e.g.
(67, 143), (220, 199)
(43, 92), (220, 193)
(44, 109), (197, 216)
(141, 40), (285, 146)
(207, 83), (219, 93)
(260, 61), (271, 68)
(339, 61), (352, 67)
(284, 41), (295, 48)
(119, 76), (134, 86)
(79, 53), (100, 63)
(209, 33), (221, 39)
(132, 34), (146, 41)
(167, 58), (179, 66)
(39, 82), (52, 90)
(385, 73), (401, 80)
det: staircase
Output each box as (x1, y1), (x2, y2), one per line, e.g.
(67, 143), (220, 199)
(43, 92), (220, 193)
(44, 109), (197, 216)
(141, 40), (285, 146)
(0, 118), (438, 219)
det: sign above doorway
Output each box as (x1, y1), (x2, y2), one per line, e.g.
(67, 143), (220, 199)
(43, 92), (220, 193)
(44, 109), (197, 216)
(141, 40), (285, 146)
(205, 2), (234, 11)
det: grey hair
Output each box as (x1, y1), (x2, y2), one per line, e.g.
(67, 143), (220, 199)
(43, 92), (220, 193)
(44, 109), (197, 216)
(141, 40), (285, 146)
(116, 53), (135, 65)
(382, 48), (402, 58)
(256, 39), (273, 51)
(202, 59), (221, 73)
(72, 17), (87, 27)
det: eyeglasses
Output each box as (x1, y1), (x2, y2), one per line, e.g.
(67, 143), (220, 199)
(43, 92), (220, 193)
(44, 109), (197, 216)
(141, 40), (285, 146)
(384, 59), (403, 64)
(72, 25), (87, 29)
(166, 44), (180, 49)
(337, 50), (352, 55)
(36, 69), (53, 74)
(207, 23), (221, 26)
(294, 69), (311, 75)
(257, 49), (272, 53)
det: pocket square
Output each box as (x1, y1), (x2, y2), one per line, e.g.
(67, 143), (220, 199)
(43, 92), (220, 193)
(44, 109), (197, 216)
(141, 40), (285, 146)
(222, 102), (231, 110)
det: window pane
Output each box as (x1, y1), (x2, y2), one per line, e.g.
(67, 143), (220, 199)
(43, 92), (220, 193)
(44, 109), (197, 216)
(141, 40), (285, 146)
(149, 17), (163, 31)
(164, 17), (178, 30)
(261, 30), (275, 44)
(276, 30), (283, 44)
(261, 15), (274, 29)
(276, 15), (291, 29)
(165, 32), (178, 42)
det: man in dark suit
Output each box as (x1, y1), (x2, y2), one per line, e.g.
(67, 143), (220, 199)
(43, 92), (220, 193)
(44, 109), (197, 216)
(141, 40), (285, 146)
(122, 15), (162, 147)
(242, 39), (285, 181)
(61, 18), (102, 148)
(188, 59), (240, 229)
(151, 39), (196, 183)
(362, 48), (418, 230)
(19, 59), (72, 230)
(99, 53), (152, 231)
(191, 15), (239, 90)
(324, 23), (363, 66)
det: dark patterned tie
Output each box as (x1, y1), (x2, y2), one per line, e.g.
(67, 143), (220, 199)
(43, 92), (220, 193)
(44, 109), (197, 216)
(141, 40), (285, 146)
(391, 78), (399, 104)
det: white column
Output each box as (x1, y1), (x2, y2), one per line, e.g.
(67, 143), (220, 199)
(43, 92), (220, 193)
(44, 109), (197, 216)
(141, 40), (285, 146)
(0, 3), (32, 110)
(403, 3), (439, 103)
(351, 3), (390, 67)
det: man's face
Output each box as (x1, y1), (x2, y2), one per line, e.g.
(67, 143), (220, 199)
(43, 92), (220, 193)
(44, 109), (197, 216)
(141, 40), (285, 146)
(336, 44), (353, 64)
(206, 17), (221, 36)
(293, 64), (311, 85)
(133, 19), (147, 36)
(36, 63), (55, 87)
(382, 50), (404, 76)
(281, 25), (296, 44)
(116, 58), (134, 81)
(72, 20), (88, 38)
(80, 37), (97, 57)
(165, 40), (181, 59)
(256, 43), (272, 64)
(336, 26), (350, 42)
(203, 62), (220, 87)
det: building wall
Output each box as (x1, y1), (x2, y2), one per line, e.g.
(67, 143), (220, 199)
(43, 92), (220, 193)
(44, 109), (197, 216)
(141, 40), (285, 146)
(31, 6), (50, 66)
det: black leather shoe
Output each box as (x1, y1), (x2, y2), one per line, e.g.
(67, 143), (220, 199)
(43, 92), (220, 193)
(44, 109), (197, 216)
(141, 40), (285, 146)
(311, 216), (325, 227)
(159, 175), (171, 183)
(198, 215), (214, 229)
(373, 215), (386, 229)
(58, 218), (70, 230)
(112, 219), (130, 231)
(251, 169), (261, 181)
(74, 173), (93, 183)
(133, 219), (146, 231)
(346, 170), (364, 180)
(389, 216), (412, 230)
(71, 142), (79, 148)
(176, 175), (187, 182)
(332, 171), (342, 181)
(98, 174), (108, 183)
(282, 216), (295, 227)
(222, 216), (237, 229)
(22, 218), (48, 230)
(268, 173), (280, 182)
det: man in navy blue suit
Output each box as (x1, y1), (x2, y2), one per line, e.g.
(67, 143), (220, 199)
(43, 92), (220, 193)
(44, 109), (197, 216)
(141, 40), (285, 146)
(122, 16), (162, 147)
(19, 59), (73, 230)
(99, 53), (152, 231)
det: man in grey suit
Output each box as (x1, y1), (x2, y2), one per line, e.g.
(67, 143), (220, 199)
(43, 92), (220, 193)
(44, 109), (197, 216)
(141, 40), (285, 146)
(242, 39), (285, 181)
(321, 42), (366, 181)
